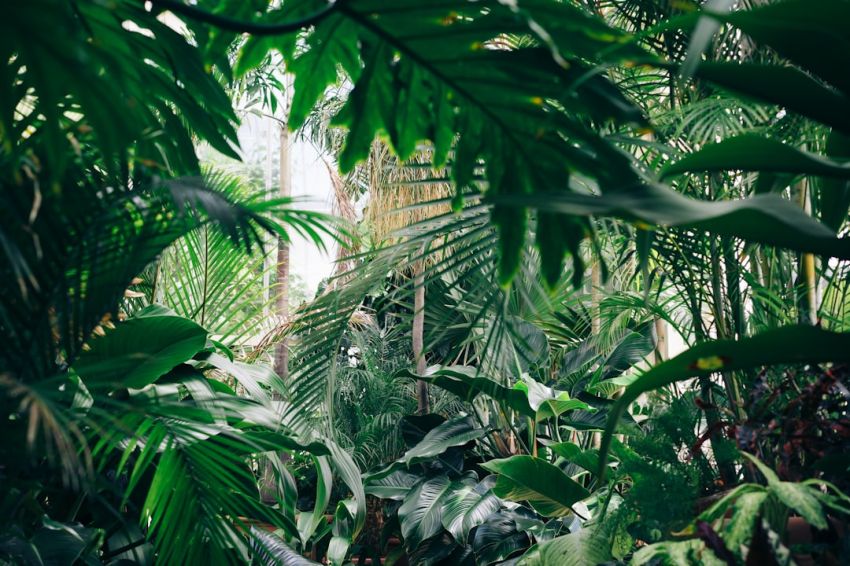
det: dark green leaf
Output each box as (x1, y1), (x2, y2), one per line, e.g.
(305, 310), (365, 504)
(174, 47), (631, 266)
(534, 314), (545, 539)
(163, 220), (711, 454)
(481, 456), (590, 518)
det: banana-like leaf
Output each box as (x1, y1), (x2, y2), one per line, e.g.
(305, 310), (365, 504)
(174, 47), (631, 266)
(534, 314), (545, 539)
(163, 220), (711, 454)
(817, 131), (850, 231)
(547, 442), (600, 475)
(29, 517), (102, 566)
(472, 509), (533, 565)
(708, 0), (850, 100)
(598, 326), (850, 477)
(692, 62), (850, 135)
(661, 134), (850, 179)
(481, 456), (590, 518)
(496, 185), (850, 260)
(407, 532), (459, 566)
(327, 441), (367, 542)
(440, 477), (501, 544)
(296, 456), (333, 545)
(513, 378), (592, 422)
(327, 498), (359, 566)
(400, 366), (534, 418)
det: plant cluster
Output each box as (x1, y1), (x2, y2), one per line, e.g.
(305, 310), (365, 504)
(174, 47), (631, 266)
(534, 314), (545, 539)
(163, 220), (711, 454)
(4, 1), (850, 565)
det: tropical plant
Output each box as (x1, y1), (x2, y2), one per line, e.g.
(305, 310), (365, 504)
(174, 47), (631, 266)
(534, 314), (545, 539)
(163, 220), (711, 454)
(1, 1), (349, 563)
(8, 0), (850, 564)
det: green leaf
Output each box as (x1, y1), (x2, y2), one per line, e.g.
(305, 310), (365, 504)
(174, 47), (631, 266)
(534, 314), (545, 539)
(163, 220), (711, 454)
(251, 529), (319, 565)
(462, 491), (502, 541)
(291, 0), (647, 286)
(771, 482), (828, 531)
(289, 14), (360, 131)
(631, 539), (725, 566)
(334, 41), (394, 172)
(599, 326), (850, 477)
(366, 415), (487, 482)
(364, 470), (420, 501)
(31, 517), (102, 566)
(741, 452), (781, 486)
(408, 532), (459, 566)
(296, 456), (333, 545)
(481, 456), (590, 517)
(724, 491), (769, 551)
(73, 315), (207, 389)
(698, 483), (767, 524)
(399, 415), (488, 468)
(496, 184), (850, 261)
(520, 520), (616, 566)
(234, 36), (274, 78)
(693, 62), (850, 134)
(328, 498), (359, 566)
(547, 442), (600, 475)
(514, 378), (592, 422)
(402, 366), (536, 418)
(713, 0), (850, 97)
(440, 478), (500, 544)
(327, 440), (367, 546)
(398, 475), (452, 549)
(661, 134), (850, 179)
(472, 510), (532, 564)
(407, 366), (588, 422)
(817, 131), (850, 231)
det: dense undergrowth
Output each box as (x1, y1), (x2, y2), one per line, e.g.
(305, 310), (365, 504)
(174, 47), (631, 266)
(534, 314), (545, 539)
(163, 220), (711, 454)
(3, 0), (850, 564)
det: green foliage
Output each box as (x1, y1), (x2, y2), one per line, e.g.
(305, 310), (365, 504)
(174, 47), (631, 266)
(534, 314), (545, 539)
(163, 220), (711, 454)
(73, 315), (208, 390)
(8, 0), (850, 563)
(636, 455), (850, 565)
(599, 325), (850, 475)
(332, 318), (417, 470)
(482, 456), (590, 518)
(616, 395), (719, 540)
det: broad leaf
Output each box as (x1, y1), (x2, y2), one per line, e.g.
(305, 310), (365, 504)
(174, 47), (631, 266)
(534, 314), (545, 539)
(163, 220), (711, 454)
(661, 135), (850, 179)
(398, 475), (453, 549)
(599, 326), (850, 476)
(364, 470), (421, 501)
(73, 315), (207, 389)
(481, 456), (590, 517)
(251, 529), (319, 566)
(472, 510), (533, 565)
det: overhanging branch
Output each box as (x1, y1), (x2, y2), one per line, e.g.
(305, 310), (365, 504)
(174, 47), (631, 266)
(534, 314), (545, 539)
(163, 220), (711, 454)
(148, 0), (339, 36)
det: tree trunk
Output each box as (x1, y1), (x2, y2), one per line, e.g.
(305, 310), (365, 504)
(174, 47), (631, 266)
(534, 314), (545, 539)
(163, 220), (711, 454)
(261, 112), (292, 504)
(653, 317), (668, 363)
(273, 123), (291, 378)
(794, 178), (818, 325)
(413, 270), (430, 414)
(590, 260), (602, 336)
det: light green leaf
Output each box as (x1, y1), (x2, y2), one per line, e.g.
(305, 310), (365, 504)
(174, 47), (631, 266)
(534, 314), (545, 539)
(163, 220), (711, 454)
(724, 491), (769, 551)
(771, 482), (828, 531)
